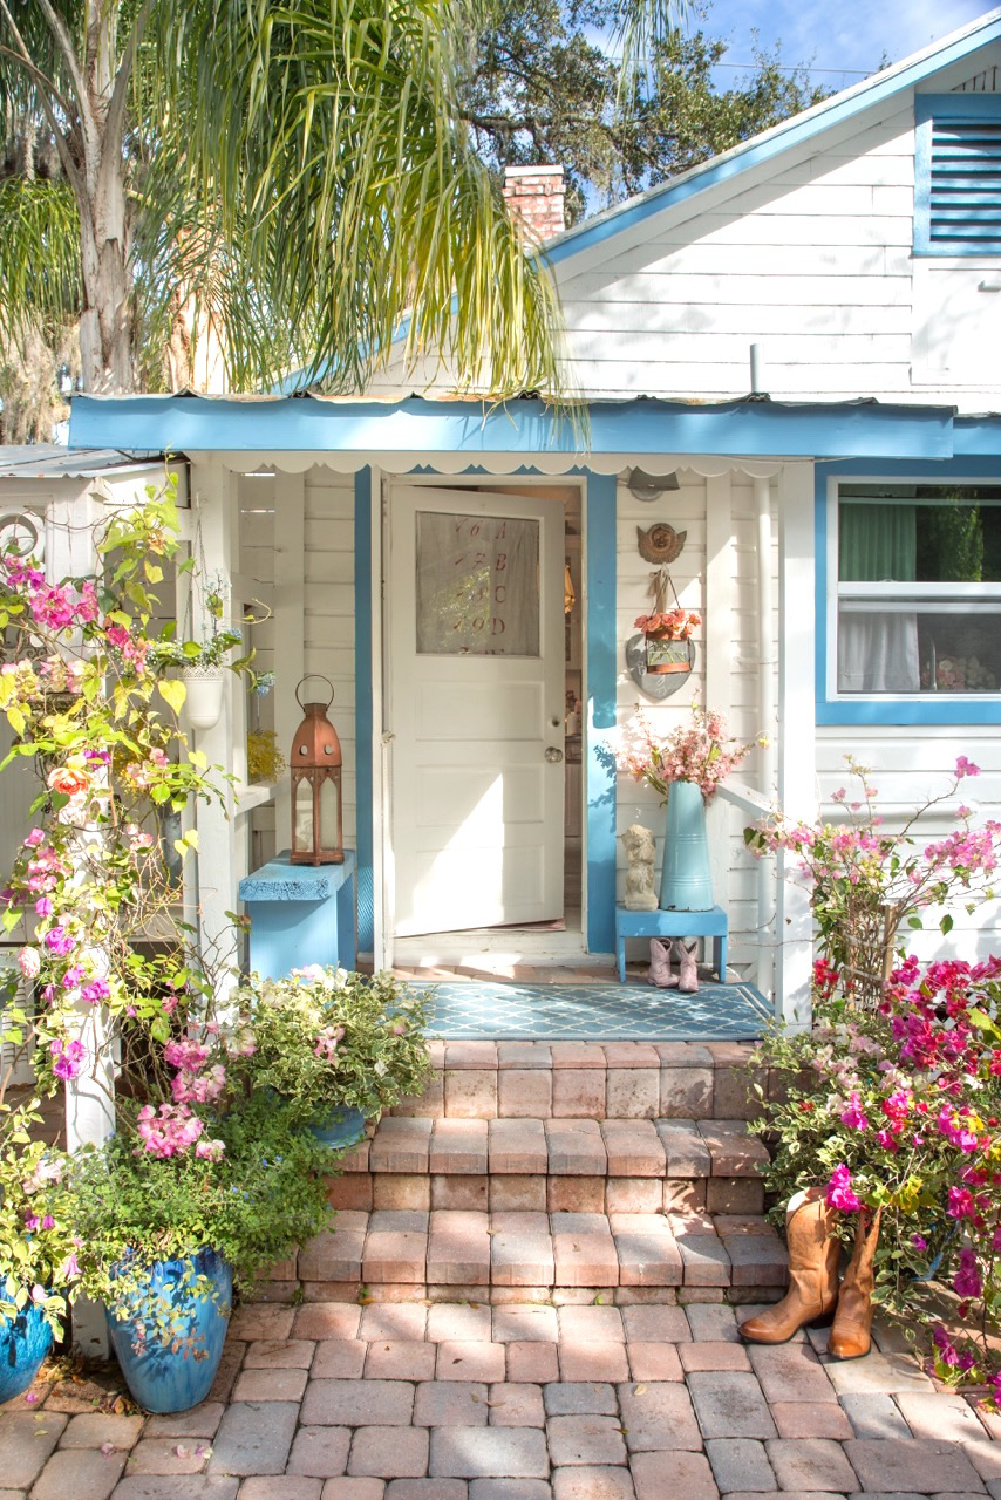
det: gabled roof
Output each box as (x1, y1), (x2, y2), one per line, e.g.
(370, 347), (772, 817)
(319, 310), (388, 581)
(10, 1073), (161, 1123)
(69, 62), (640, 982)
(541, 6), (1001, 267)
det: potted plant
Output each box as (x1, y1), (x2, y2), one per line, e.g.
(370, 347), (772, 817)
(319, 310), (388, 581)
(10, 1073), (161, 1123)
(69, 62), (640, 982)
(148, 572), (255, 731)
(231, 965), (432, 1145)
(72, 1070), (335, 1413)
(620, 702), (759, 909)
(633, 607), (700, 674)
(0, 1101), (80, 1403)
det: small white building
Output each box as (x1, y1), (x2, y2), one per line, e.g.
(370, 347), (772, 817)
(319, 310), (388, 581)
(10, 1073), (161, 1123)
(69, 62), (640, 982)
(65, 9), (1001, 1024)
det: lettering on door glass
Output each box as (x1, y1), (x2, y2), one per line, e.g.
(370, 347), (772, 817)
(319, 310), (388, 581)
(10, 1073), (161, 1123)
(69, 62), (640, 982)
(415, 512), (540, 655)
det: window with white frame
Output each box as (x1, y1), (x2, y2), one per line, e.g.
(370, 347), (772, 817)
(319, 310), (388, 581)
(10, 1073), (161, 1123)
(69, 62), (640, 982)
(834, 483), (1001, 696)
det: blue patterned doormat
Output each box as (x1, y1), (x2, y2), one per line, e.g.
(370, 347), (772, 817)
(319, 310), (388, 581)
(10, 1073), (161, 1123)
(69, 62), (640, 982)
(418, 980), (772, 1041)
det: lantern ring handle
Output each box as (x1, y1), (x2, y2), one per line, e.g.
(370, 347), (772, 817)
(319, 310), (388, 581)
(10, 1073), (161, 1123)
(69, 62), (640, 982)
(295, 674), (335, 712)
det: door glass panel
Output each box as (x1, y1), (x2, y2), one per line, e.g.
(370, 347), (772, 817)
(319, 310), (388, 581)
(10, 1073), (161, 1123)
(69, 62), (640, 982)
(415, 511), (540, 656)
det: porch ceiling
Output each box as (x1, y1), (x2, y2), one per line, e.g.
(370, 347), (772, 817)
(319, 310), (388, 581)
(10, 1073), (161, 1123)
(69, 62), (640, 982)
(66, 393), (975, 474)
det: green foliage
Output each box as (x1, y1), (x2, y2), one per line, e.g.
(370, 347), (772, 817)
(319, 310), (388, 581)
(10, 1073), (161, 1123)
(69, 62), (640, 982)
(0, 1101), (80, 1338)
(72, 1093), (335, 1306)
(232, 968), (433, 1123)
(460, 2), (831, 218)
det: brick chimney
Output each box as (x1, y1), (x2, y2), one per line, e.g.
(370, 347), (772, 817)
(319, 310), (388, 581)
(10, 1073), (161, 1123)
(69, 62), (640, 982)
(502, 164), (566, 244)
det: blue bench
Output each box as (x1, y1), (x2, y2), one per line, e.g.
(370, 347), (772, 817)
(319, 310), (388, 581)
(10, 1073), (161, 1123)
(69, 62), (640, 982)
(614, 904), (728, 984)
(239, 850), (357, 980)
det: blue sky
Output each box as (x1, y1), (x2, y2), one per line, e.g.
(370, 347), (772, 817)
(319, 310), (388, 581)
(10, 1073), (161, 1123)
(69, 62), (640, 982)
(713, 0), (997, 89)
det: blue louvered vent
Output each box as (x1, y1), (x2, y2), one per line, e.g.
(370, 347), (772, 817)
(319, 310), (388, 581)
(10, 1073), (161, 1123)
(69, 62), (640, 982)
(929, 120), (1001, 251)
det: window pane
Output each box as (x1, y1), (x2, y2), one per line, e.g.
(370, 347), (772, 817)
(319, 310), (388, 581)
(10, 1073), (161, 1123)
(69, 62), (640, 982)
(839, 486), (1001, 583)
(838, 606), (1001, 693)
(415, 512), (540, 656)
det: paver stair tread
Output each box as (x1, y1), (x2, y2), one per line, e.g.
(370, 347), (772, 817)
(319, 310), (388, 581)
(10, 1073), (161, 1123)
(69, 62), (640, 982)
(350, 1115), (768, 1179)
(287, 1207), (788, 1296)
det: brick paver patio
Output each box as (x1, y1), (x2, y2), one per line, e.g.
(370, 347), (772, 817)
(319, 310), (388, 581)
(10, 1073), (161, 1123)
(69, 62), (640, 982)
(3, 1301), (998, 1499)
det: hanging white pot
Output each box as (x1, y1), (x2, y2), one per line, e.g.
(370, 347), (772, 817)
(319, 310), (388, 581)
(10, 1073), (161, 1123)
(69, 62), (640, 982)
(180, 666), (225, 731)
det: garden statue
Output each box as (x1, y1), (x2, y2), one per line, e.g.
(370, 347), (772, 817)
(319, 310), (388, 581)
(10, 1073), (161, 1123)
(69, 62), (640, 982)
(621, 824), (658, 911)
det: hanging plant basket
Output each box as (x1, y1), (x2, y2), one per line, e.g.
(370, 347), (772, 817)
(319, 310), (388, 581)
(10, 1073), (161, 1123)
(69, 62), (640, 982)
(180, 667), (225, 732)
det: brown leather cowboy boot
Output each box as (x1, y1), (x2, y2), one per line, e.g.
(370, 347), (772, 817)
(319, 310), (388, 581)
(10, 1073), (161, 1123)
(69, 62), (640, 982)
(827, 1206), (881, 1359)
(739, 1187), (840, 1344)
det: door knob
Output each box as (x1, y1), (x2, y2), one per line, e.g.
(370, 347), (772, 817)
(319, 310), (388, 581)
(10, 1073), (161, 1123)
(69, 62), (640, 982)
(545, 746), (564, 764)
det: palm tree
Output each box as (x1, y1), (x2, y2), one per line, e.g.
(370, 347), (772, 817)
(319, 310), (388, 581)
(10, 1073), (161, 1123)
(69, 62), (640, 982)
(0, 0), (681, 399)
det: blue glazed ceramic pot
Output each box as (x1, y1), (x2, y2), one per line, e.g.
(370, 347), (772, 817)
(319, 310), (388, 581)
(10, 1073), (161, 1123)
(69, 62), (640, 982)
(309, 1105), (367, 1151)
(659, 779), (714, 912)
(0, 1303), (53, 1405)
(106, 1248), (232, 1413)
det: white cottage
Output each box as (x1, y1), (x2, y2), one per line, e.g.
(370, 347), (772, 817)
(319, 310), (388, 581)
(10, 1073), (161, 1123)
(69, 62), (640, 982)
(66, 8), (1001, 1027)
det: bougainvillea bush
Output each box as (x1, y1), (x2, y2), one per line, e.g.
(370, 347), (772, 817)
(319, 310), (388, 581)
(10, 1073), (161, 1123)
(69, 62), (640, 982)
(749, 758), (1001, 1397)
(753, 957), (1001, 1393)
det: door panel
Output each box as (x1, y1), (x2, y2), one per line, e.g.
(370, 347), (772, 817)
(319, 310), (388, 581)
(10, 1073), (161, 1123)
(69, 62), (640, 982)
(388, 485), (565, 936)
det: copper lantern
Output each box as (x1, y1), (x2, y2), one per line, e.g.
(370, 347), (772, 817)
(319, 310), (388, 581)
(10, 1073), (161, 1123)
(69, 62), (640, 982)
(290, 676), (343, 865)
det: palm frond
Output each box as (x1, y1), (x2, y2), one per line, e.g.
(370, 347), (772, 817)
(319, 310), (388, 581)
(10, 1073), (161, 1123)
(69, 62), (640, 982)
(0, 176), (81, 340)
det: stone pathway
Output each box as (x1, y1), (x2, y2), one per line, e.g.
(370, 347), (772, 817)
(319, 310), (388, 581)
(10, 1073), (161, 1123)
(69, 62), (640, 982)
(3, 1299), (1000, 1500)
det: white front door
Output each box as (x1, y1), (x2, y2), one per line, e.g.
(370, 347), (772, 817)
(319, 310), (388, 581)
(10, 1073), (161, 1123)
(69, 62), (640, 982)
(387, 484), (565, 937)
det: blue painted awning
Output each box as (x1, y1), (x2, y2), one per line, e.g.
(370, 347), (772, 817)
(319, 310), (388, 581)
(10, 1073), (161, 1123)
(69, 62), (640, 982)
(68, 393), (968, 462)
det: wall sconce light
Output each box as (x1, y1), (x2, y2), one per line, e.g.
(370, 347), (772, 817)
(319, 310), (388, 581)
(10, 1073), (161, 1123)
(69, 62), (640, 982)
(626, 468), (681, 502)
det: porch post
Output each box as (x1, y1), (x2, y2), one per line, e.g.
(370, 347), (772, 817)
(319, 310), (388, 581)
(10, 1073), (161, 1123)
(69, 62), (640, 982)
(705, 471), (734, 953)
(775, 462), (818, 1028)
(48, 486), (114, 1357)
(585, 472), (617, 954)
(189, 458), (242, 1001)
(273, 470), (306, 868)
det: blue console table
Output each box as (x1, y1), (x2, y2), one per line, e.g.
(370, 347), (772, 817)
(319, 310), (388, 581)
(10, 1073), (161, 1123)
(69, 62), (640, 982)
(239, 851), (357, 980)
(614, 904), (728, 984)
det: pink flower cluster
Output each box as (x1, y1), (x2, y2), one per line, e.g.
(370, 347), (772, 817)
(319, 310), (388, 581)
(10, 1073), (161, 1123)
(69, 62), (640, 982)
(50, 1038), (84, 1080)
(620, 704), (758, 803)
(826, 1163), (861, 1213)
(136, 1102), (224, 1158)
(1, 561), (99, 634)
(315, 1024), (345, 1062)
(164, 1037), (227, 1106)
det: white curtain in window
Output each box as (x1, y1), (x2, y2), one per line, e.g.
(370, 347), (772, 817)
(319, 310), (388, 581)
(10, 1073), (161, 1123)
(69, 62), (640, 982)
(837, 613), (920, 693)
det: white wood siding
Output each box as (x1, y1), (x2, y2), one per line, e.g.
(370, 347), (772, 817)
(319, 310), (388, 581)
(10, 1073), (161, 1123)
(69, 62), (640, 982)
(817, 725), (1001, 963)
(613, 468), (778, 978)
(238, 470), (358, 868)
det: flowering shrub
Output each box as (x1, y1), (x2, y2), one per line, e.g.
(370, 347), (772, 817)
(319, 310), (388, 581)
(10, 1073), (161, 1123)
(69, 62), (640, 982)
(0, 480), (226, 1101)
(752, 954), (1001, 1393)
(0, 1102), (80, 1337)
(745, 757), (1001, 1005)
(632, 608), (700, 640)
(229, 966), (432, 1123)
(620, 701), (760, 802)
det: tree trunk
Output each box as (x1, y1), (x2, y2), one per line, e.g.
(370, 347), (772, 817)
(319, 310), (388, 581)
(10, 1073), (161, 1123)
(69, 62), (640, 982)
(76, 0), (133, 391)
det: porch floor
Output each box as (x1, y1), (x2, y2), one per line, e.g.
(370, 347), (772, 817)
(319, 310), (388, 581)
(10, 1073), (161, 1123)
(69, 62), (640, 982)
(411, 977), (771, 1042)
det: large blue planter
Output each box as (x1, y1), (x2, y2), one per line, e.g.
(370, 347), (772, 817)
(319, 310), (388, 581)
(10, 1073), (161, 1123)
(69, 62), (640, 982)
(0, 1303), (53, 1405)
(309, 1105), (368, 1151)
(659, 780), (714, 912)
(107, 1248), (232, 1413)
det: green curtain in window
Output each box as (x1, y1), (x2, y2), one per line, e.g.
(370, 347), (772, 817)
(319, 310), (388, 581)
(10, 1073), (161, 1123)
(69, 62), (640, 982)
(839, 504), (916, 582)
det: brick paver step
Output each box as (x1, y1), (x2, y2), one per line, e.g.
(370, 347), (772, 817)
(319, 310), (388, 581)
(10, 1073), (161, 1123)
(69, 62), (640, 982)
(330, 1116), (769, 1220)
(271, 1207), (788, 1304)
(388, 1041), (772, 1122)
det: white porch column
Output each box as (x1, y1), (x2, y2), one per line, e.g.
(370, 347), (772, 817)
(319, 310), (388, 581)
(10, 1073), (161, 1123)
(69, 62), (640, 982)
(775, 462), (818, 1028)
(704, 471), (734, 966)
(189, 460), (243, 1002)
(48, 488), (114, 1356)
(272, 472), (306, 859)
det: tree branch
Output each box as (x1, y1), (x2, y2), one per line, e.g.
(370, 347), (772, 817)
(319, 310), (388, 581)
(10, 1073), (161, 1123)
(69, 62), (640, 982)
(32, 0), (89, 120)
(0, 15), (86, 201)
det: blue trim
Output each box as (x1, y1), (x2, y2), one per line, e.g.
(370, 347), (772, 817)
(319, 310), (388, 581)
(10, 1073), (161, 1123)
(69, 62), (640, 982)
(585, 473), (617, 955)
(354, 468), (375, 953)
(914, 94), (1001, 256)
(69, 394), (955, 460)
(816, 458), (1001, 726)
(546, 14), (1001, 269)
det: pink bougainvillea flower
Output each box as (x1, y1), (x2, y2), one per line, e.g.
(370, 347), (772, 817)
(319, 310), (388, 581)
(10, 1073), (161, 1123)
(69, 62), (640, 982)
(50, 1037), (85, 1080)
(955, 756), (981, 779)
(18, 946), (40, 980)
(827, 1163), (862, 1214)
(953, 1248), (983, 1300)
